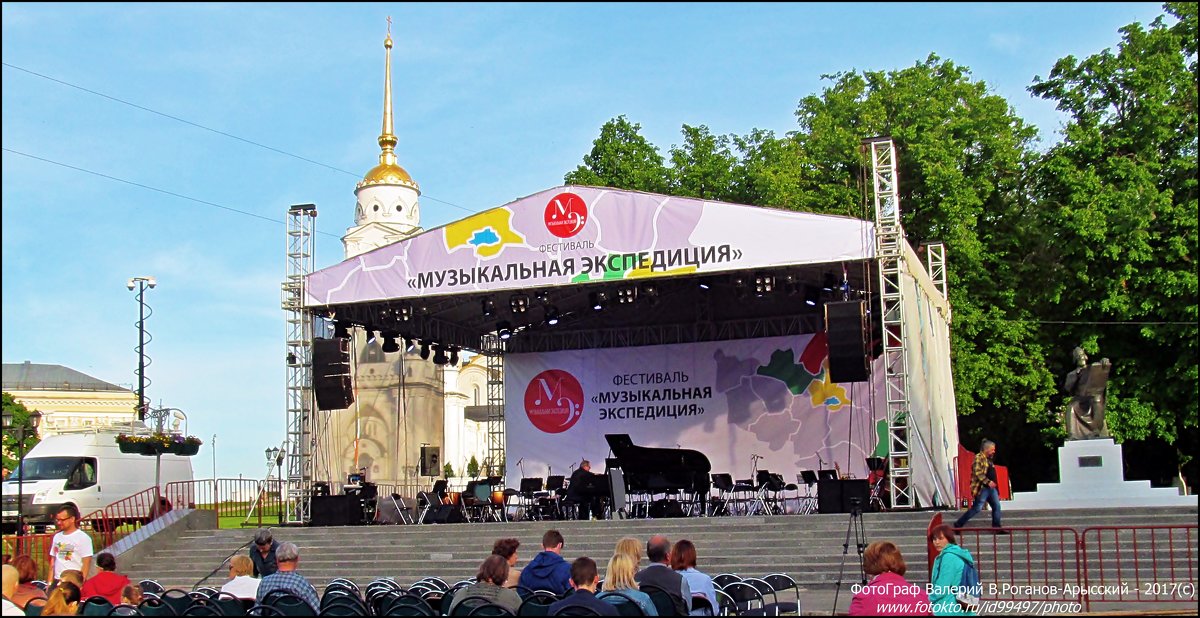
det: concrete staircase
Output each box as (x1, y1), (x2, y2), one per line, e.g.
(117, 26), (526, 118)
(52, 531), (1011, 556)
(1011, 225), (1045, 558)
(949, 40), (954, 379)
(122, 506), (1196, 613)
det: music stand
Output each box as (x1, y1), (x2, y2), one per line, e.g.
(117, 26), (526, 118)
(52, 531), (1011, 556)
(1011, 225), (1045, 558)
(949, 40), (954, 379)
(800, 470), (819, 486)
(430, 479), (448, 498)
(818, 469), (839, 481)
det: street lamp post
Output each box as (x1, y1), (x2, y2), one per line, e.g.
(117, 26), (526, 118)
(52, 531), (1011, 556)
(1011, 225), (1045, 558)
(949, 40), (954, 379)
(265, 447), (283, 524)
(127, 276), (156, 421)
(145, 407), (185, 519)
(2, 408), (42, 535)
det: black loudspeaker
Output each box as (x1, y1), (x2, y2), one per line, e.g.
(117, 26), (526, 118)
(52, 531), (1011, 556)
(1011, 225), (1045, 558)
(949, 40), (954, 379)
(420, 446), (440, 477)
(422, 504), (465, 524)
(310, 495), (357, 526)
(826, 300), (869, 383)
(817, 479), (871, 514)
(313, 337), (354, 410)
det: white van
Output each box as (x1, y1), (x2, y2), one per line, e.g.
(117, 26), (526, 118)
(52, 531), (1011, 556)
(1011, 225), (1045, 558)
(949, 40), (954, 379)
(1, 429), (194, 532)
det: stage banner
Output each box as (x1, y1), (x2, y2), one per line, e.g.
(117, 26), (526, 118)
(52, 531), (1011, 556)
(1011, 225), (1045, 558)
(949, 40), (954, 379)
(504, 333), (882, 491)
(307, 186), (874, 305)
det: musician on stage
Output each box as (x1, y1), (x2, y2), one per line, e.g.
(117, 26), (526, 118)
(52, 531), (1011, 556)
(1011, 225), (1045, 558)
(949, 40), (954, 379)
(566, 459), (605, 520)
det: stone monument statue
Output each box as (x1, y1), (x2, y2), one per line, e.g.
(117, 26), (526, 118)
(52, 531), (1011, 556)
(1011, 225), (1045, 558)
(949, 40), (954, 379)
(1063, 346), (1111, 440)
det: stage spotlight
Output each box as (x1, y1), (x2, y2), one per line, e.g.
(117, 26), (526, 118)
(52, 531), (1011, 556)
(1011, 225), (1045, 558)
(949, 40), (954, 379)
(432, 345), (448, 366)
(822, 272), (837, 292)
(754, 273), (775, 296)
(448, 346), (460, 366)
(419, 341), (431, 360)
(510, 293), (530, 314)
(333, 321), (350, 339)
(481, 297), (495, 317)
(783, 274), (801, 296)
(497, 321), (513, 340)
(805, 286), (821, 306)
(641, 283), (660, 306)
(590, 291), (608, 311)
(535, 291), (551, 305)
(733, 276), (749, 300)
(617, 287), (637, 304)
(382, 331), (400, 354)
(698, 281), (711, 291)
(544, 305), (560, 326)
(404, 337), (416, 353)
(400, 304), (413, 322)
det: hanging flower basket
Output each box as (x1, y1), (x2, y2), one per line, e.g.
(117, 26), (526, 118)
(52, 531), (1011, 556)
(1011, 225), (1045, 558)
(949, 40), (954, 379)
(116, 433), (202, 457)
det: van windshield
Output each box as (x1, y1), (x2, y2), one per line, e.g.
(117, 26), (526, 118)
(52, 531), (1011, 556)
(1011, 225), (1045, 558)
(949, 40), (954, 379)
(9, 457), (84, 481)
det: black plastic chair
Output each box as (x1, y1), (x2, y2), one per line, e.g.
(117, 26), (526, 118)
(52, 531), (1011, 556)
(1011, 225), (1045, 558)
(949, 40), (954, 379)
(245, 605), (286, 616)
(23, 599), (46, 617)
(550, 605), (602, 617)
(638, 584), (681, 616)
(106, 605), (140, 616)
(31, 580), (49, 592)
(762, 573), (800, 614)
(452, 596), (512, 616)
(516, 591), (558, 617)
(193, 587), (221, 599)
(261, 592), (312, 617)
(80, 596), (116, 616)
(439, 582), (471, 615)
(722, 581), (769, 616)
(370, 590), (404, 616)
(382, 593), (437, 616)
(139, 580), (166, 596)
(160, 589), (194, 615)
(210, 592), (248, 617)
(136, 597), (177, 617)
(320, 599), (368, 616)
(690, 594), (715, 616)
(712, 573), (741, 589)
(598, 591), (647, 616)
(181, 598), (225, 616)
(713, 588), (738, 616)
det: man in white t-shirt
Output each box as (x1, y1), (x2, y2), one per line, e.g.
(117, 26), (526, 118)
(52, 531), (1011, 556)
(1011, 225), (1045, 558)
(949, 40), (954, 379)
(48, 504), (93, 581)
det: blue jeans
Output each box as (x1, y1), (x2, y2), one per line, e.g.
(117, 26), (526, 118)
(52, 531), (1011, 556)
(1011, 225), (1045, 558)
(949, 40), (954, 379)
(955, 485), (1002, 528)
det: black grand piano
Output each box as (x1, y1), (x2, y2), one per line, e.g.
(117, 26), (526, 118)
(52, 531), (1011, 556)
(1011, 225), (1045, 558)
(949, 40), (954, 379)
(604, 433), (712, 517)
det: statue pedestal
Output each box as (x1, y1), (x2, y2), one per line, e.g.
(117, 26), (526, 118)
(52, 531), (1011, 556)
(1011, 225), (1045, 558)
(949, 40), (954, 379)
(1007, 439), (1196, 510)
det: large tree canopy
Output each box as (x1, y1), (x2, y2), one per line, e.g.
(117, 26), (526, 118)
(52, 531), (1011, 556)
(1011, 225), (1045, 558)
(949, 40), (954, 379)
(562, 4), (1196, 489)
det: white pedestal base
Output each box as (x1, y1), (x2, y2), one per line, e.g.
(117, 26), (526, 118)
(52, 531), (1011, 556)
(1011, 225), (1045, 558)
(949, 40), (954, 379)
(1006, 439), (1196, 510)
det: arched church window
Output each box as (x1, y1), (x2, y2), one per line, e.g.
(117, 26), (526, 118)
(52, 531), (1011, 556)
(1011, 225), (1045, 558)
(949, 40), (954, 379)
(362, 340), (385, 364)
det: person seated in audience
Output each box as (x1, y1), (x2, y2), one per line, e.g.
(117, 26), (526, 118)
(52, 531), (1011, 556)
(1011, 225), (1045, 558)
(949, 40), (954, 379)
(57, 569), (84, 590)
(121, 584), (143, 606)
(220, 555), (260, 600)
(448, 555), (523, 614)
(7, 556), (46, 609)
(547, 557), (619, 616)
(491, 538), (522, 588)
(598, 553), (657, 615)
(671, 539), (717, 616)
(614, 537), (642, 566)
(849, 541), (931, 616)
(80, 552), (131, 605)
(517, 529), (572, 595)
(635, 535), (691, 614)
(254, 542), (319, 613)
(41, 581), (81, 616)
(3, 564), (21, 616)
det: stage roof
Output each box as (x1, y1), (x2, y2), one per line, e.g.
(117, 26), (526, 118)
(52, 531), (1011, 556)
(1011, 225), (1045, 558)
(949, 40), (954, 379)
(305, 186), (878, 353)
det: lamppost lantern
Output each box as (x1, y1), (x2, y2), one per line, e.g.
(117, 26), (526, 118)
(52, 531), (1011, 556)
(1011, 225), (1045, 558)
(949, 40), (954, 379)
(29, 410), (41, 432)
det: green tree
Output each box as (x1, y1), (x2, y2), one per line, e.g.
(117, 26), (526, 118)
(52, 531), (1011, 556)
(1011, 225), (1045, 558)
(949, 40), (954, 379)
(667, 124), (740, 201)
(2, 392), (42, 473)
(1028, 3), (1198, 471)
(466, 455), (480, 479)
(442, 463), (454, 479)
(564, 115), (669, 193)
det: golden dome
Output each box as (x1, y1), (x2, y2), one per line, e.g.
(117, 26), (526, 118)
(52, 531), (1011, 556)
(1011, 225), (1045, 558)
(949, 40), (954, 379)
(358, 161), (420, 192)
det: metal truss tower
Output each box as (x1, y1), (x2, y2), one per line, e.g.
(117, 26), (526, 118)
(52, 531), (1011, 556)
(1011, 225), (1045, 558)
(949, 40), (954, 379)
(865, 137), (915, 510)
(482, 333), (506, 480)
(282, 203), (317, 524)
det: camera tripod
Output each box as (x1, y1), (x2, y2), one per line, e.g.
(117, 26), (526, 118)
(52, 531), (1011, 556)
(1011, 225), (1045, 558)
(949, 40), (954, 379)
(831, 497), (869, 615)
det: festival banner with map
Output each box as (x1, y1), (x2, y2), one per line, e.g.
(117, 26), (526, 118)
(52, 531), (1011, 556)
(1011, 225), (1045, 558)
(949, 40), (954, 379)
(504, 333), (885, 491)
(306, 186), (874, 306)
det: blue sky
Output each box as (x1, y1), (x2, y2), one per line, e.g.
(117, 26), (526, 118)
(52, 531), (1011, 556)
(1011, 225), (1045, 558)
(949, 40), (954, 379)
(2, 2), (1166, 479)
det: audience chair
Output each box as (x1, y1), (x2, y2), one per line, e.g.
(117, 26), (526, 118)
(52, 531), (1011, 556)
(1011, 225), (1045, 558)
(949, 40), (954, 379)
(638, 583), (682, 616)
(136, 597), (176, 617)
(246, 605), (287, 616)
(211, 592), (248, 617)
(321, 599), (369, 616)
(261, 592), (312, 617)
(744, 577), (790, 614)
(31, 580), (48, 592)
(80, 596), (116, 616)
(439, 582), (473, 615)
(382, 593), (437, 616)
(193, 587), (221, 599)
(516, 590), (559, 617)
(105, 605), (140, 616)
(139, 580), (166, 596)
(762, 573), (800, 614)
(722, 581), (769, 616)
(713, 588), (738, 616)
(161, 589), (195, 615)
(690, 594), (715, 616)
(712, 573), (742, 589)
(181, 598), (225, 616)
(599, 591), (648, 616)
(550, 606), (603, 616)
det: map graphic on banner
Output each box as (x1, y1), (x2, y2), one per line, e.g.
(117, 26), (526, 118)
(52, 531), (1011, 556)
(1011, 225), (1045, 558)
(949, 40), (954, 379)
(505, 334), (882, 490)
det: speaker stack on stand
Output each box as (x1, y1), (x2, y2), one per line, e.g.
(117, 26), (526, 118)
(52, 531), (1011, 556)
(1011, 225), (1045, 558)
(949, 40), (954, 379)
(825, 300), (869, 384)
(313, 337), (355, 410)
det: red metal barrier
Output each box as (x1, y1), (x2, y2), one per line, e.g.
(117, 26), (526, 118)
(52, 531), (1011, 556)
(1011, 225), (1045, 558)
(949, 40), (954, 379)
(82, 486), (167, 549)
(926, 512), (943, 579)
(1081, 525), (1199, 610)
(954, 525), (1084, 608)
(164, 478), (285, 527)
(1, 533), (56, 581)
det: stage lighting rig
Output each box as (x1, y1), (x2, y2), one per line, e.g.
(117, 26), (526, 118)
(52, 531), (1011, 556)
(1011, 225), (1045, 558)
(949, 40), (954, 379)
(617, 287), (637, 304)
(590, 291), (609, 311)
(754, 272), (774, 296)
(544, 305), (561, 326)
(510, 293), (530, 314)
(419, 340), (431, 360)
(481, 297), (495, 317)
(432, 344), (448, 366)
(497, 321), (513, 340)
(381, 331), (400, 354)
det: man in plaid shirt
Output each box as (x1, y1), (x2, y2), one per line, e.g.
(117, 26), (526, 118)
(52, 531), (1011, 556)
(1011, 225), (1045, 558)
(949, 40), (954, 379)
(254, 541), (320, 612)
(954, 439), (1007, 532)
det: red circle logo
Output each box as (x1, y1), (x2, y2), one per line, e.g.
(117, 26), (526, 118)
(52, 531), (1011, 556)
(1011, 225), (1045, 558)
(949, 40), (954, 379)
(544, 192), (588, 238)
(524, 369), (585, 433)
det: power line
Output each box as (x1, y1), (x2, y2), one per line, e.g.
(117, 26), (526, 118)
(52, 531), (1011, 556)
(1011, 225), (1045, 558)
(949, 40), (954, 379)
(2, 62), (479, 214)
(2, 147), (342, 238)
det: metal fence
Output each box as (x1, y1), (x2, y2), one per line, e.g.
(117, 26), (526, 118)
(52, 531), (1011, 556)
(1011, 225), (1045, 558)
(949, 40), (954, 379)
(928, 513), (1199, 612)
